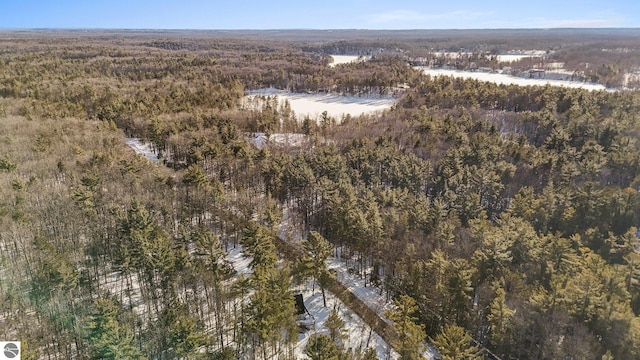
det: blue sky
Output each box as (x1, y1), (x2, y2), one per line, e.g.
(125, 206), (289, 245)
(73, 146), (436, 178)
(1, 0), (639, 29)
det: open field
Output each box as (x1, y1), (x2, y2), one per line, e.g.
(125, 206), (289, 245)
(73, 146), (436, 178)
(329, 55), (364, 67)
(245, 88), (396, 123)
(417, 67), (608, 90)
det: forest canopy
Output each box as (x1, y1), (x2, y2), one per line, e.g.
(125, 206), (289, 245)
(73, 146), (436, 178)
(1, 30), (640, 359)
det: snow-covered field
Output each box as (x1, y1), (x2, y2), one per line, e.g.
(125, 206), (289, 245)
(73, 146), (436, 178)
(433, 50), (545, 63)
(495, 54), (535, 62)
(329, 55), (367, 67)
(245, 89), (396, 123)
(495, 50), (546, 63)
(416, 67), (607, 91)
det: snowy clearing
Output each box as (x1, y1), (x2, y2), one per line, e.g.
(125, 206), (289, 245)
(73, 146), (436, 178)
(495, 50), (547, 63)
(247, 133), (308, 150)
(328, 256), (394, 322)
(245, 89), (396, 123)
(496, 54), (536, 62)
(226, 244), (253, 277)
(433, 50), (545, 62)
(329, 55), (368, 67)
(416, 67), (607, 91)
(125, 138), (159, 162)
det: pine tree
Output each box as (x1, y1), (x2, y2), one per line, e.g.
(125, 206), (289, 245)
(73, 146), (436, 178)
(303, 230), (333, 306)
(486, 280), (514, 352)
(86, 298), (145, 360)
(305, 334), (341, 360)
(361, 347), (379, 360)
(159, 296), (208, 358)
(431, 324), (482, 360)
(240, 222), (277, 273)
(325, 308), (348, 345)
(246, 267), (297, 359)
(385, 295), (425, 360)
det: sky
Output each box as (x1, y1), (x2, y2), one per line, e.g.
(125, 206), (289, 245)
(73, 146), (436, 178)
(1, 0), (639, 30)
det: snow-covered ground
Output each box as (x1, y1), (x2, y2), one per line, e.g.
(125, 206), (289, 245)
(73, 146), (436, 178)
(416, 67), (607, 91)
(270, 133), (307, 147)
(294, 281), (398, 360)
(495, 54), (535, 62)
(328, 254), (439, 360)
(328, 257), (395, 322)
(226, 244), (253, 277)
(225, 241), (398, 359)
(247, 133), (308, 150)
(245, 89), (396, 123)
(225, 240), (396, 358)
(125, 138), (159, 162)
(329, 55), (368, 67)
(433, 50), (546, 62)
(100, 271), (147, 317)
(495, 50), (547, 63)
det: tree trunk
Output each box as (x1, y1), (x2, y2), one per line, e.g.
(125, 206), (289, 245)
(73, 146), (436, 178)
(321, 285), (327, 308)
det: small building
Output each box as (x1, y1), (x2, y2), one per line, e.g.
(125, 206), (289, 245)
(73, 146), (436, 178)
(294, 293), (309, 315)
(527, 69), (546, 78)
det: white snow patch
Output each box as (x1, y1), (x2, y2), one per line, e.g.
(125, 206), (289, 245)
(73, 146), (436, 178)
(433, 50), (545, 62)
(226, 244), (253, 277)
(416, 67), (607, 91)
(328, 258), (395, 321)
(329, 55), (369, 68)
(100, 271), (147, 317)
(294, 280), (398, 360)
(495, 50), (547, 63)
(496, 54), (535, 63)
(247, 133), (308, 150)
(328, 251), (440, 360)
(270, 133), (307, 147)
(125, 138), (159, 162)
(245, 89), (395, 124)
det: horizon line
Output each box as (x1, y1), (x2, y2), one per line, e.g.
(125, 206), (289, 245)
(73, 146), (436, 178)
(2, 27), (640, 32)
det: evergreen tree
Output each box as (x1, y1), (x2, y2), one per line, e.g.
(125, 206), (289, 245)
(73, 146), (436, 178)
(305, 334), (341, 360)
(241, 222), (278, 273)
(303, 230), (334, 306)
(246, 266), (297, 358)
(86, 298), (145, 360)
(431, 324), (482, 360)
(486, 280), (515, 353)
(325, 308), (348, 344)
(385, 295), (425, 360)
(159, 295), (208, 358)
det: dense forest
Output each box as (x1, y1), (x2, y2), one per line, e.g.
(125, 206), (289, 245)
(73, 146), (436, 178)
(2, 31), (640, 359)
